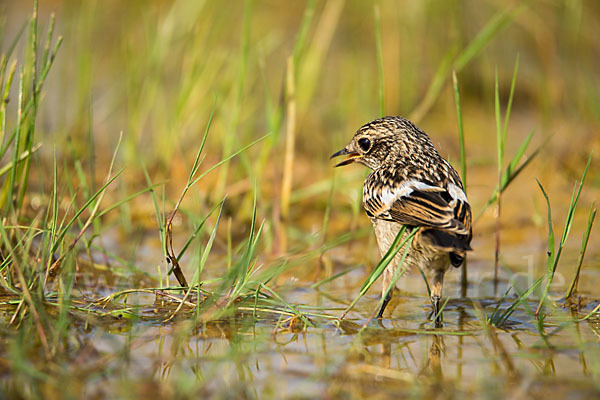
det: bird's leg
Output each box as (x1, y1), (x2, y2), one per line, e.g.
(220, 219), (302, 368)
(377, 266), (394, 318)
(430, 270), (445, 327)
(432, 296), (441, 327)
(377, 292), (392, 319)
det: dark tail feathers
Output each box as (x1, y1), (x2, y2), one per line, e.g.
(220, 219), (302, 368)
(420, 229), (472, 268)
(449, 252), (464, 267)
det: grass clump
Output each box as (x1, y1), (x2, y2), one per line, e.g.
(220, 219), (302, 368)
(487, 153), (594, 327)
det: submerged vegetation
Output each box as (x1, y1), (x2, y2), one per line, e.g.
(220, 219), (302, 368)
(0, 1), (599, 398)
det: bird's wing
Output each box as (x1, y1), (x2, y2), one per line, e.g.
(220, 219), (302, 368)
(363, 173), (471, 237)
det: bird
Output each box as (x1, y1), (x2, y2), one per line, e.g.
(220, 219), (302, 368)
(331, 116), (472, 326)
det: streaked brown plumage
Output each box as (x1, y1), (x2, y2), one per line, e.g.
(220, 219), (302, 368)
(331, 116), (472, 326)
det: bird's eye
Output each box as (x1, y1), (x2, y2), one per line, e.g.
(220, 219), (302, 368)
(358, 138), (371, 152)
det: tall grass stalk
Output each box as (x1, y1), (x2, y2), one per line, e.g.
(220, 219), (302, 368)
(452, 71), (468, 296)
(5, 67), (24, 215)
(164, 104), (216, 287)
(452, 72), (467, 188)
(493, 57), (519, 293)
(280, 56), (296, 223)
(0, 61), (18, 149)
(16, 0), (39, 216)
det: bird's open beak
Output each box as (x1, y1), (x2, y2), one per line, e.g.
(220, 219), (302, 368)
(330, 147), (361, 167)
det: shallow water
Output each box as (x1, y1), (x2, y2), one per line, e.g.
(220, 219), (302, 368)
(20, 299), (598, 398)
(3, 229), (598, 399)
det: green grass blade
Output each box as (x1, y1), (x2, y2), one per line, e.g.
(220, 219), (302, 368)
(580, 303), (600, 321)
(142, 164), (166, 253)
(311, 264), (362, 289)
(410, 6), (520, 123)
(454, 6), (521, 71)
(190, 133), (270, 187)
(495, 69), (502, 174)
(501, 128), (535, 188)
(1, 61), (18, 152)
(49, 146), (58, 265)
(1, 21), (28, 73)
(49, 168), (124, 255)
(488, 286), (513, 324)
(189, 98), (216, 180)
(502, 55), (520, 141)
(258, 283), (314, 328)
(417, 266), (431, 298)
(0, 143), (41, 177)
(496, 276), (545, 326)
(97, 182), (165, 218)
(536, 179), (555, 276)
(452, 70), (468, 295)
(340, 226), (419, 319)
(41, 13), (56, 70)
(559, 153), (592, 247)
(5, 68), (24, 214)
(477, 131), (539, 218)
(452, 71), (467, 188)
(374, 234), (416, 318)
(192, 201), (225, 286)
(565, 204), (596, 300)
(360, 226), (408, 293)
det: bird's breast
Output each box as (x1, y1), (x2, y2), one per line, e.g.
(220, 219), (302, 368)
(370, 218), (451, 272)
(371, 218), (405, 257)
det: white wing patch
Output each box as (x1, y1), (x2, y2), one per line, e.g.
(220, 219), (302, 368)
(380, 180), (444, 209)
(448, 182), (468, 203)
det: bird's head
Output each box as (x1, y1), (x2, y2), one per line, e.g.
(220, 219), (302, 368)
(331, 116), (427, 170)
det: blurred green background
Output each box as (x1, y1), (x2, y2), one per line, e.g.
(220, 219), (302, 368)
(1, 0), (598, 280)
(3, 1), (598, 197)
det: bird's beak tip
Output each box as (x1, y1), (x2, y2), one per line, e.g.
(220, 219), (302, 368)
(330, 148), (349, 160)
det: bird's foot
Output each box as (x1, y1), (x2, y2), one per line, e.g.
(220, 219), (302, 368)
(377, 293), (392, 319)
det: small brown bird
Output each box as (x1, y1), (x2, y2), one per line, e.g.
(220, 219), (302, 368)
(331, 116), (472, 325)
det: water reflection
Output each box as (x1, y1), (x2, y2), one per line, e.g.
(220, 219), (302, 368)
(3, 283), (600, 397)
